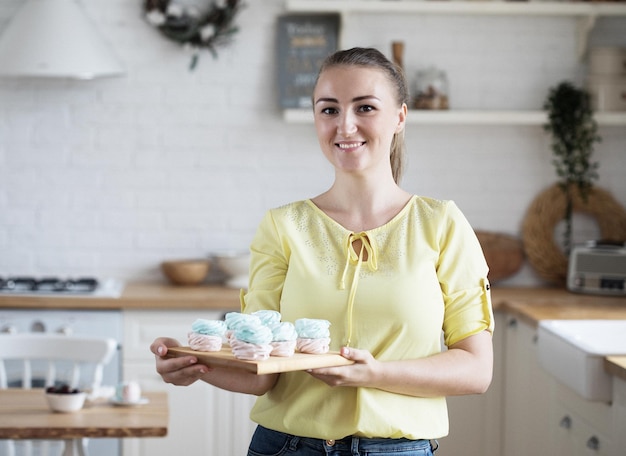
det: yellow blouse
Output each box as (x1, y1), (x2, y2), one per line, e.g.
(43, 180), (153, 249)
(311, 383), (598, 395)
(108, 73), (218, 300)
(241, 195), (493, 440)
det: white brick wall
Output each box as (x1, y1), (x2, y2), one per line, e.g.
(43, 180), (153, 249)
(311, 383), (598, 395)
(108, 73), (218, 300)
(0, 0), (624, 286)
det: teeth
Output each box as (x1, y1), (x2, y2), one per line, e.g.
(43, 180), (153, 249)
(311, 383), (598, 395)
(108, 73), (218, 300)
(337, 142), (363, 149)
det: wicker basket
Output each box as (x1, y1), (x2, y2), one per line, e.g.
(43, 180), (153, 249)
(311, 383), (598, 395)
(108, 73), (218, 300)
(475, 231), (524, 283)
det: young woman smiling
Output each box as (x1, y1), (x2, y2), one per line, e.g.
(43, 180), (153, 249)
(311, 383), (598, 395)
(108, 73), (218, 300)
(151, 47), (494, 456)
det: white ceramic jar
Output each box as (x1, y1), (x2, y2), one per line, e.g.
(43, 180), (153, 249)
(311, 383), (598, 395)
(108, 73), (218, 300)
(586, 47), (626, 112)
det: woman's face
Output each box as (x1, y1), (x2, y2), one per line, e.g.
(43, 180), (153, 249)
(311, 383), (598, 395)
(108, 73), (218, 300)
(312, 65), (406, 179)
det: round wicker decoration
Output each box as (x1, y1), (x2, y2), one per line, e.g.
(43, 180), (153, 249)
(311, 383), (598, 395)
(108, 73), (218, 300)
(522, 184), (626, 285)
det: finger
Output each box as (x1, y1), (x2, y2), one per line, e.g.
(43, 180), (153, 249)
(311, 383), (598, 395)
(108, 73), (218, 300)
(150, 337), (180, 356)
(151, 343), (167, 357)
(162, 364), (208, 386)
(340, 346), (369, 361)
(156, 355), (199, 375)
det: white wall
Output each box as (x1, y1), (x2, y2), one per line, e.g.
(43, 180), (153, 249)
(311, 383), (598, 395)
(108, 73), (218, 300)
(0, 0), (624, 286)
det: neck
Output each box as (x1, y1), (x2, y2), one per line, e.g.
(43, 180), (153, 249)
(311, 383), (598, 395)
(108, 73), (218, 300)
(313, 173), (411, 232)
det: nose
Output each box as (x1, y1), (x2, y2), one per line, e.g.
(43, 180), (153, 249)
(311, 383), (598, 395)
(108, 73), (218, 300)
(337, 110), (357, 136)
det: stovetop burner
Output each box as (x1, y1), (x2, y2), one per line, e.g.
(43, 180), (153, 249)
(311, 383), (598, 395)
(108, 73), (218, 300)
(0, 277), (100, 294)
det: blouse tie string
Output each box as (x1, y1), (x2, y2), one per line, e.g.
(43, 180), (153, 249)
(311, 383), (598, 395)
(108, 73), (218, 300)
(339, 232), (378, 347)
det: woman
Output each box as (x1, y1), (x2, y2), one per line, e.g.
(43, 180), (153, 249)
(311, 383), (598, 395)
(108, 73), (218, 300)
(151, 47), (494, 456)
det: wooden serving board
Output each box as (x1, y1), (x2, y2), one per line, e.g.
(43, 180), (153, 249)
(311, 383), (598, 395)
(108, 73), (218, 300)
(166, 346), (354, 375)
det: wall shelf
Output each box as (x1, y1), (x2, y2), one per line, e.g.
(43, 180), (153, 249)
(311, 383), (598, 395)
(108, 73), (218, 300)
(283, 109), (626, 126)
(285, 1), (626, 57)
(286, 0), (626, 17)
(283, 1), (626, 126)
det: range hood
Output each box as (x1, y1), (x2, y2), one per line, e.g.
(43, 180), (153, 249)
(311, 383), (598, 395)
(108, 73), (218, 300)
(0, 0), (124, 80)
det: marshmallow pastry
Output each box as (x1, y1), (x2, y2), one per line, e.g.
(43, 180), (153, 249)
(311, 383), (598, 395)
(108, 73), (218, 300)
(230, 323), (273, 361)
(188, 319), (227, 352)
(252, 309), (282, 327)
(270, 322), (298, 357)
(224, 312), (262, 343)
(295, 318), (331, 354)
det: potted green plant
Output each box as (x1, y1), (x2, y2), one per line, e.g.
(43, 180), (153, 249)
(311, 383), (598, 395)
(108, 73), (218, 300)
(543, 81), (601, 256)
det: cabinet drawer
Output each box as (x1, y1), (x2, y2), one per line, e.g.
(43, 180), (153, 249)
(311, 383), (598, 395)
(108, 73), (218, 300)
(555, 383), (613, 432)
(553, 391), (615, 455)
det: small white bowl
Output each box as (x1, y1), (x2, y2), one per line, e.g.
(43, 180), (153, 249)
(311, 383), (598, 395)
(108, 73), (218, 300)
(213, 251), (250, 281)
(45, 391), (86, 413)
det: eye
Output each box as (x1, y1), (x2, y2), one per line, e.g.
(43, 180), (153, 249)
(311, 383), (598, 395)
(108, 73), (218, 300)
(319, 106), (338, 115)
(357, 105), (375, 113)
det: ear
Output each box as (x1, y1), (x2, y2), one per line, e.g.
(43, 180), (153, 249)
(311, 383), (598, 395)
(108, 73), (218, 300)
(395, 103), (408, 134)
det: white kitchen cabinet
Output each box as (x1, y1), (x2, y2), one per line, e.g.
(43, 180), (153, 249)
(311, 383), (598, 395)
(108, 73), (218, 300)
(613, 378), (626, 453)
(122, 310), (257, 456)
(502, 315), (556, 456)
(120, 307), (625, 456)
(502, 314), (622, 456)
(439, 311), (505, 456)
(552, 384), (615, 455)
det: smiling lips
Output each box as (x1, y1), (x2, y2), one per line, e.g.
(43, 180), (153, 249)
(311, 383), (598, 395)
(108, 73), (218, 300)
(336, 141), (365, 150)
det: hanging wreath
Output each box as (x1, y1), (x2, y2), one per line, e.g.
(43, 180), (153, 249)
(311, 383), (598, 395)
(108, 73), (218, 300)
(144, 0), (244, 70)
(522, 183), (626, 285)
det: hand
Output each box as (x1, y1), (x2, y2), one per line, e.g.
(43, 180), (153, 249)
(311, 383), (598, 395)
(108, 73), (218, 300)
(306, 346), (380, 388)
(150, 337), (210, 387)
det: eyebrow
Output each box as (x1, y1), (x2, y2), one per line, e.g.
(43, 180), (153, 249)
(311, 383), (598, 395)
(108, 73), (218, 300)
(314, 95), (380, 105)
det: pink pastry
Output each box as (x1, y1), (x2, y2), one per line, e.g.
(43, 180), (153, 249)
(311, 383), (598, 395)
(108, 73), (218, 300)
(295, 319), (331, 354)
(188, 319), (226, 351)
(296, 337), (330, 354)
(270, 340), (297, 357)
(230, 323), (273, 361)
(270, 322), (298, 357)
(230, 338), (273, 361)
(188, 332), (223, 352)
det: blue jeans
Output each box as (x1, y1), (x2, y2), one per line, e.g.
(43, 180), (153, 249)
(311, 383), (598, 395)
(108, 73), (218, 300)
(247, 426), (438, 456)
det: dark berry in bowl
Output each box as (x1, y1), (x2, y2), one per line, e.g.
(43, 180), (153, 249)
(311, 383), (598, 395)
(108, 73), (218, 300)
(46, 384), (80, 394)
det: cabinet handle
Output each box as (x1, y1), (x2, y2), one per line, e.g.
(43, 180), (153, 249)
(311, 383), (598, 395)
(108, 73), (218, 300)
(586, 436), (600, 451)
(0, 325), (17, 334)
(57, 325), (73, 336)
(559, 415), (572, 429)
(31, 320), (45, 332)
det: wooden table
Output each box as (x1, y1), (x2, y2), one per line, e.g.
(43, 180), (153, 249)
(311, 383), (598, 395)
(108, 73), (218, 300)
(0, 390), (168, 456)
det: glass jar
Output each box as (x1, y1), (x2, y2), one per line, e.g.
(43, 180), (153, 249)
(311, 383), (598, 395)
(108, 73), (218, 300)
(412, 67), (449, 110)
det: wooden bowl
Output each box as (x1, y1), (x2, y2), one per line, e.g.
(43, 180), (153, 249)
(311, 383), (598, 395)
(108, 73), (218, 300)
(161, 260), (210, 286)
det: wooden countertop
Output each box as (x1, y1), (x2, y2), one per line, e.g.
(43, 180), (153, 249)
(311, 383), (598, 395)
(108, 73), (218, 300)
(2, 282), (623, 313)
(0, 282), (242, 310)
(491, 287), (626, 327)
(605, 356), (626, 383)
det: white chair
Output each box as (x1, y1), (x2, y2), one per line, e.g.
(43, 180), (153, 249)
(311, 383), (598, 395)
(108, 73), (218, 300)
(0, 333), (118, 456)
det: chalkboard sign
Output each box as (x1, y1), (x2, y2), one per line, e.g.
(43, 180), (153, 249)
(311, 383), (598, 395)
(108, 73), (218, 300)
(277, 14), (341, 109)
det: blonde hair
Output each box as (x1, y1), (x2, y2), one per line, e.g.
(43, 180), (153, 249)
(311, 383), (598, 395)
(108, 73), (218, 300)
(314, 47), (408, 183)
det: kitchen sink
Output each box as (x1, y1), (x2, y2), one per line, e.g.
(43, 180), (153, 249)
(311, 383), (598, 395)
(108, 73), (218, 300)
(537, 319), (626, 402)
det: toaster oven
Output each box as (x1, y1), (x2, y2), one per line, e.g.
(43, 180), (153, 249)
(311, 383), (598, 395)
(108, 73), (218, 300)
(567, 241), (626, 296)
